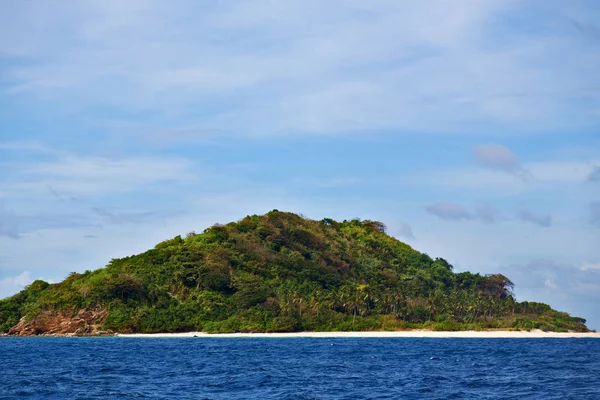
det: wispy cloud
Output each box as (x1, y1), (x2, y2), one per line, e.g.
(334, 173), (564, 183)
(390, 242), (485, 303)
(413, 158), (599, 193)
(0, 271), (33, 298)
(392, 222), (415, 240)
(475, 204), (504, 224)
(516, 208), (552, 227)
(92, 206), (183, 226)
(506, 259), (600, 295)
(426, 202), (505, 224)
(527, 161), (598, 184)
(0, 141), (56, 154)
(0, 206), (20, 239)
(0, 208), (104, 239)
(426, 202), (472, 221)
(0, 145), (201, 240)
(580, 261), (600, 271)
(27, 156), (194, 185)
(501, 258), (600, 328)
(125, 127), (225, 148)
(0, 270), (56, 299)
(2, 1), (599, 135)
(4, 153), (198, 199)
(588, 166), (600, 182)
(473, 143), (534, 181)
(425, 201), (555, 227)
(590, 202), (600, 228)
(473, 144), (521, 172)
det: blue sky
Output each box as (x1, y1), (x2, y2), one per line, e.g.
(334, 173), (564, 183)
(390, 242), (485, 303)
(1, 1), (599, 328)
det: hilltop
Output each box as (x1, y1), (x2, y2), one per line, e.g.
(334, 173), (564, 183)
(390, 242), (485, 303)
(0, 210), (589, 335)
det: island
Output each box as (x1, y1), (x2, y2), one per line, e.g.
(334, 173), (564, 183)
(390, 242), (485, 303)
(0, 210), (592, 336)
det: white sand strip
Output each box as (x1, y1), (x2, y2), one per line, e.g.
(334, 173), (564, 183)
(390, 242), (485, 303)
(117, 330), (600, 339)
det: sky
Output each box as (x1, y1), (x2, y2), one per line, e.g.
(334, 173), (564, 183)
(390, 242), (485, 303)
(1, 1), (599, 328)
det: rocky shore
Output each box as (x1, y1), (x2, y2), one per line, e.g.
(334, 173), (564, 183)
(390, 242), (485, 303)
(6, 306), (115, 337)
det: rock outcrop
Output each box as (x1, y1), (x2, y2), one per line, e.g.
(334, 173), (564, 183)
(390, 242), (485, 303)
(8, 306), (114, 336)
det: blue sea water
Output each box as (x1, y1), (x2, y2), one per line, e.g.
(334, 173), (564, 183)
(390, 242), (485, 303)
(1, 338), (599, 399)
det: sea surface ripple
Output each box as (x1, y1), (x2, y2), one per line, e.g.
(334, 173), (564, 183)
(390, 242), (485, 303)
(1, 337), (599, 399)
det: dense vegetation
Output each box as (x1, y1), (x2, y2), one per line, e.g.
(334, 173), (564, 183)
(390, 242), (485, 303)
(0, 211), (590, 333)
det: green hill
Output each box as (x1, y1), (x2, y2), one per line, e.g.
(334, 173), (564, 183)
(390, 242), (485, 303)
(0, 210), (589, 334)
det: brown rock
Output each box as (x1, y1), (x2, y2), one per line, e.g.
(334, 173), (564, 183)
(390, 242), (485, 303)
(8, 306), (110, 336)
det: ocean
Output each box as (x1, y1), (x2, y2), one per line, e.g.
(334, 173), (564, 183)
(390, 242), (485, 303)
(1, 337), (599, 399)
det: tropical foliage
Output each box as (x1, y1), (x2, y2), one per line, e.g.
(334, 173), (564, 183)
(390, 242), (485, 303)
(0, 211), (589, 333)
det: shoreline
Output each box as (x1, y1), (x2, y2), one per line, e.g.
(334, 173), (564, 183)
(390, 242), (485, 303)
(117, 330), (600, 339)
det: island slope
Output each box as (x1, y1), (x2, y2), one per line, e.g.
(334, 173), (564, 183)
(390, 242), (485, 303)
(0, 211), (589, 335)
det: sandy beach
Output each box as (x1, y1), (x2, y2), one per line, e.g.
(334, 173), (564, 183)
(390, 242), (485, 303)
(118, 330), (600, 339)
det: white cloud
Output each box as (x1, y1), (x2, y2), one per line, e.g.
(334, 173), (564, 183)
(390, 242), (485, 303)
(2, 1), (598, 134)
(498, 258), (600, 328)
(3, 153), (198, 199)
(0, 141), (56, 153)
(544, 278), (557, 289)
(0, 271), (32, 299)
(0, 147), (202, 241)
(414, 168), (527, 192)
(579, 261), (600, 271)
(413, 159), (600, 192)
(27, 155), (194, 183)
(527, 161), (598, 183)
